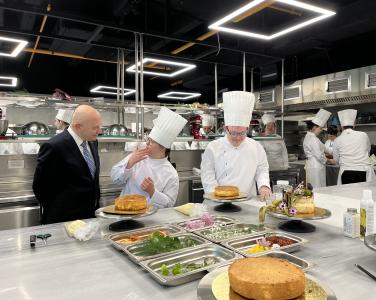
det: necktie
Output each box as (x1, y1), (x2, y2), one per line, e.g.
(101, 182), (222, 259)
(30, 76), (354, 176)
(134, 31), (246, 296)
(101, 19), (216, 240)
(81, 141), (96, 178)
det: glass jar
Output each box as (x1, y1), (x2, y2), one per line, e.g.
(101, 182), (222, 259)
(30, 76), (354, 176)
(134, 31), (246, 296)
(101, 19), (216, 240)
(343, 208), (360, 238)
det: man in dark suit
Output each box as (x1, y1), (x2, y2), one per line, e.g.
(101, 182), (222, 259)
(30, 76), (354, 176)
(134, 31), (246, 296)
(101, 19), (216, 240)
(33, 105), (102, 224)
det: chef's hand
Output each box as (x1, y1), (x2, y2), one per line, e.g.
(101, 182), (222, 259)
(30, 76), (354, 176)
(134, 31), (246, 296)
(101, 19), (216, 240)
(126, 148), (149, 169)
(141, 177), (155, 197)
(326, 159), (336, 165)
(259, 186), (271, 201)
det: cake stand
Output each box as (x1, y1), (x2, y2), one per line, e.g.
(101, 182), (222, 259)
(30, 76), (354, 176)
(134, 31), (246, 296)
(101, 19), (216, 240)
(203, 192), (248, 212)
(266, 207), (331, 233)
(95, 205), (158, 232)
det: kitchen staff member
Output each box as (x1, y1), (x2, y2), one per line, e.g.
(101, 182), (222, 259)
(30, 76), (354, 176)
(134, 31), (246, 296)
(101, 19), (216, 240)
(333, 109), (375, 184)
(200, 91), (271, 200)
(111, 107), (187, 208)
(303, 109), (332, 188)
(191, 114), (215, 150)
(324, 125), (338, 157)
(259, 113), (289, 171)
(55, 109), (73, 133)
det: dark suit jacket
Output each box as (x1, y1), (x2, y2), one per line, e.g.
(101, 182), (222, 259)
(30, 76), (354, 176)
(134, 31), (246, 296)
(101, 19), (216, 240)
(33, 130), (100, 224)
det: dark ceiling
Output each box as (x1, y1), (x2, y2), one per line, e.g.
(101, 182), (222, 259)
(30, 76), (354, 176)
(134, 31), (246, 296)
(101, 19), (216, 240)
(0, 0), (376, 104)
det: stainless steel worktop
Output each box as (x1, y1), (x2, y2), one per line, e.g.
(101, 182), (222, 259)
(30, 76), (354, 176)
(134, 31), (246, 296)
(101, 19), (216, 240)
(0, 199), (374, 300)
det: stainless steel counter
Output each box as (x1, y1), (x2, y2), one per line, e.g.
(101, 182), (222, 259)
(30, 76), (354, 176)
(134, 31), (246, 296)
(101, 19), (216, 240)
(0, 200), (374, 300)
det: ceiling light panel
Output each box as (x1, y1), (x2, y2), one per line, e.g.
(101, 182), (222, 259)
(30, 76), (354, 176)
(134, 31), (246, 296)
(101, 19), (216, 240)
(0, 76), (18, 87)
(90, 85), (136, 96)
(126, 58), (196, 77)
(0, 36), (28, 57)
(158, 91), (201, 100)
(208, 0), (335, 40)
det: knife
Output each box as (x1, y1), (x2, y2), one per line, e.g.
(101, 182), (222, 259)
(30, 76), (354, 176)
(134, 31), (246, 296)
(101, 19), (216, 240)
(355, 264), (376, 281)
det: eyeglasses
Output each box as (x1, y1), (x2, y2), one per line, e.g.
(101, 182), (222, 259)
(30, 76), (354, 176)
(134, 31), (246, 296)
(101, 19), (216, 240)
(226, 127), (247, 137)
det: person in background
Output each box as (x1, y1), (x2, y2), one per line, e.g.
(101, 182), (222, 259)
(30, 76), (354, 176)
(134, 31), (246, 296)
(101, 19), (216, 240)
(201, 91), (271, 200)
(324, 125), (338, 158)
(191, 114), (215, 150)
(55, 109), (73, 133)
(0, 128), (23, 155)
(259, 113), (289, 171)
(333, 109), (375, 184)
(124, 127), (150, 152)
(303, 109), (333, 188)
(111, 108), (187, 208)
(33, 105), (102, 224)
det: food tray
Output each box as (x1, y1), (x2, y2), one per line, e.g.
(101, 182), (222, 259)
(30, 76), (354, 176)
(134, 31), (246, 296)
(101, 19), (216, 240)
(252, 250), (312, 270)
(107, 225), (184, 250)
(221, 231), (307, 256)
(140, 244), (242, 286)
(192, 223), (265, 243)
(121, 233), (210, 264)
(175, 215), (237, 231)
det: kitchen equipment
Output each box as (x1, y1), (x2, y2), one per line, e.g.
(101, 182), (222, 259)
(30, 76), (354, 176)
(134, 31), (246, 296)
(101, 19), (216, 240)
(22, 122), (49, 135)
(175, 215), (236, 231)
(0, 119), (8, 136)
(105, 124), (128, 136)
(203, 192), (248, 212)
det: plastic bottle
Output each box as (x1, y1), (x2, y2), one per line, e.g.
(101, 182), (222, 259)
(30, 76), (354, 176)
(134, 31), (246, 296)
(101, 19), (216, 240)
(343, 208), (360, 238)
(360, 189), (374, 239)
(273, 180), (290, 202)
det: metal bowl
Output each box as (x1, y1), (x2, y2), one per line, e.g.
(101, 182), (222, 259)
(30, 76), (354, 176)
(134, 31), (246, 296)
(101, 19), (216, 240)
(22, 122), (49, 135)
(105, 124), (128, 136)
(0, 120), (8, 136)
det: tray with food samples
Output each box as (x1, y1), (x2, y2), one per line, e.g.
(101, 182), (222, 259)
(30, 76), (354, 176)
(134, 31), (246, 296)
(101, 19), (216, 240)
(197, 257), (336, 300)
(221, 231), (307, 256)
(175, 214), (237, 231)
(107, 225), (184, 249)
(120, 231), (210, 264)
(139, 244), (242, 286)
(192, 223), (265, 243)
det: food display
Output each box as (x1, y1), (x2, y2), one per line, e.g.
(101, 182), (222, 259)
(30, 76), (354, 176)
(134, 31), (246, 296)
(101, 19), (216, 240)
(228, 257), (305, 300)
(160, 257), (217, 276)
(116, 230), (167, 245)
(244, 236), (297, 254)
(115, 194), (148, 211)
(214, 186), (240, 197)
(185, 213), (215, 230)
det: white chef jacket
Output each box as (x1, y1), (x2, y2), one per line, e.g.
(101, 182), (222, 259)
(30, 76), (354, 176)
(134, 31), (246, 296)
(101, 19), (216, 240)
(171, 142), (190, 150)
(200, 136), (270, 199)
(324, 139), (335, 155)
(258, 136), (289, 171)
(303, 131), (327, 188)
(333, 129), (375, 184)
(111, 155), (179, 208)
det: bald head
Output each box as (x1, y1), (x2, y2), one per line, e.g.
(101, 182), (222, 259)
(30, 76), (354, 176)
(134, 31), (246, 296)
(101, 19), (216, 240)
(71, 105), (102, 141)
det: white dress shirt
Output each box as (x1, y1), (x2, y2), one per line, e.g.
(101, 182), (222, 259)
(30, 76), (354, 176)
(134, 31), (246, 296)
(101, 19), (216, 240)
(200, 136), (270, 199)
(67, 126), (92, 157)
(111, 155), (179, 208)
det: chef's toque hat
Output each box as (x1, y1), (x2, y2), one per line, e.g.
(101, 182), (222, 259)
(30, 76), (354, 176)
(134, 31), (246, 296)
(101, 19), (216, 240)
(338, 109), (357, 127)
(312, 109), (331, 128)
(55, 109), (73, 124)
(223, 91), (255, 127)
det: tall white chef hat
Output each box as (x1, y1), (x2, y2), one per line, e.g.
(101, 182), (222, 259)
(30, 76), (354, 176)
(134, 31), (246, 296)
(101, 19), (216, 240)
(312, 109), (331, 128)
(149, 107), (188, 149)
(55, 109), (73, 124)
(261, 113), (276, 125)
(201, 114), (215, 127)
(223, 91), (255, 127)
(338, 109), (357, 127)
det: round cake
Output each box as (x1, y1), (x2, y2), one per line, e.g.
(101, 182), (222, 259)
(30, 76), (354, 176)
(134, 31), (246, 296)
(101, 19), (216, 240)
(292, 196), (315, 214)
(228, 257), (305, 300)
(115, 194), (147, 211)
(214, 186), (239, 197)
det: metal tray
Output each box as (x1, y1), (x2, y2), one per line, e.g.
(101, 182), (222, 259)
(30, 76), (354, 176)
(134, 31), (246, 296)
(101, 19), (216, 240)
(175, 215), (237, 231)
(192, 223), (265, 243)
(107, 225), (184, 250)
(252, 250), (312, 270)
(140, 244), (242, 286)
(221, 231), (307, 256)
(121, 233), (210, 264)
(364, 234), (376, 252)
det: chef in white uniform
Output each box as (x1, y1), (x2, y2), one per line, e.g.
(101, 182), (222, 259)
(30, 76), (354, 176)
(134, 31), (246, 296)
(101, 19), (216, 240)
(55, 109), (73, 133)
(259, 113), (289, 171)
(333, 109), (375, 185)
(303, 109), (332, 188)
(324, 125), (338, 157)
(200, 91), (271, 200)
(191, 114), (215, 150)
(111, 107), (187, 208)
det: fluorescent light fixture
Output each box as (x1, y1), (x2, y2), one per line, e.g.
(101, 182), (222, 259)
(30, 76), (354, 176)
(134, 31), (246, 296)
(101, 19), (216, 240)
(208, 0), (335, 40)
(90, 85), (136, 96)
(0, 76), (17, 87)
(0, 36), (28, 57)
(158, 91), (201, 100)
(262, 72), (277, 78)
(126, 58), (196, 77)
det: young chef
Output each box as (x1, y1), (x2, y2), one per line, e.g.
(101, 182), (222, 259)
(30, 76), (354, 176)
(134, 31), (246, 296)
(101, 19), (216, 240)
(111, 107), (187, 208)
